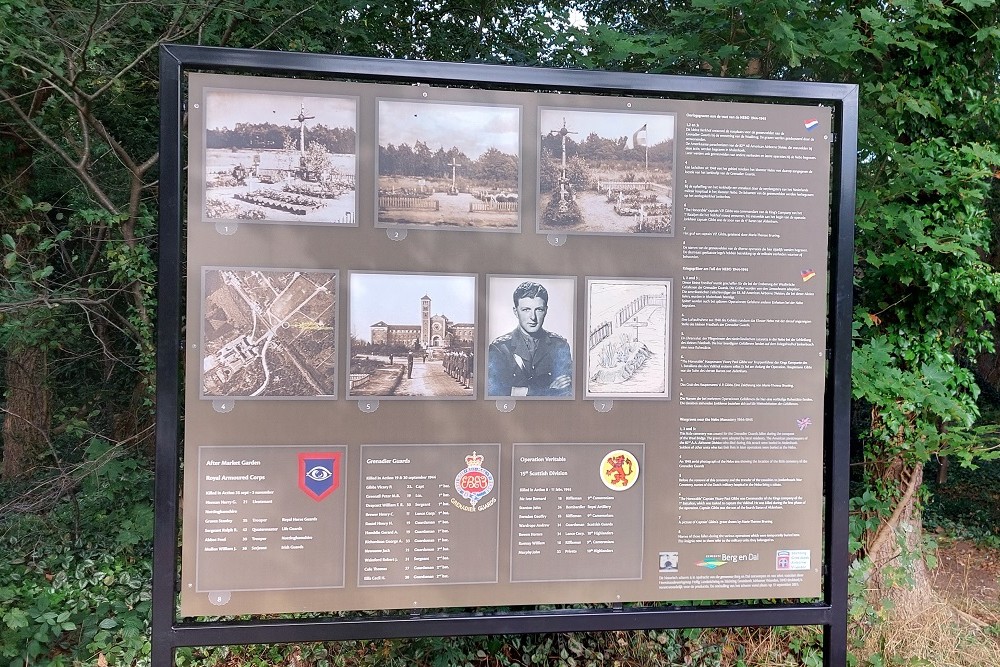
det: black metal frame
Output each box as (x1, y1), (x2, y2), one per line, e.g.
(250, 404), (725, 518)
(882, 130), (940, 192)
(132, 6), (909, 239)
(155, 44), (857, 666)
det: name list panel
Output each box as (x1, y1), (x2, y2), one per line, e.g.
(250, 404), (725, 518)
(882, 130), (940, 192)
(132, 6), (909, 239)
(511, 443), (644, 582)
(196, 445), (348, 593)
(359, 443), (501, 586)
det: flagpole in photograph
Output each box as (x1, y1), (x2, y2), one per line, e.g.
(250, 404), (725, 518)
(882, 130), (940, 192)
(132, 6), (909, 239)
(632, 123), (648, 183)
(292, 103), (315, 157)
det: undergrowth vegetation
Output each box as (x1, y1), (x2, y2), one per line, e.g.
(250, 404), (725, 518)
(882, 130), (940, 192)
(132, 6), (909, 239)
(0, 443), (154, 666)
(2, 0), (1000, 665)
(173, 626), (823, 666)
(924, 456), (1000, 550)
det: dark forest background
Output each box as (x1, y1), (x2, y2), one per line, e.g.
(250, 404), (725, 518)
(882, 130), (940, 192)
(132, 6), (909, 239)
(2, 1), (999, 665)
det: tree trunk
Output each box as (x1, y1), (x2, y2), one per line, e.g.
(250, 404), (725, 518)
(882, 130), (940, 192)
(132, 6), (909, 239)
(1, 344), (50, 480)
(0, 133), (53, 482)
(865, 460), (935, 610)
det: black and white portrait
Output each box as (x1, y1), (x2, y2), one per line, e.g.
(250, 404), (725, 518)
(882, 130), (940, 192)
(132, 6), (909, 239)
(486, 276), (576, 399)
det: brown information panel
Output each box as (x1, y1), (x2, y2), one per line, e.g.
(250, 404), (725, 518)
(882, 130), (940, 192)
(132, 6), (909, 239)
(180, 72), (832, 616)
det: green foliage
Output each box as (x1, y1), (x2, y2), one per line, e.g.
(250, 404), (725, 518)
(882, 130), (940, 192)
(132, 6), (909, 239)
(848, 1), (1000, 581)
(0, 445), (154, 666)
(923, 454), (1000, 547)
(176, 628), (738, 667)
(3, 1), (1000, 665)
(565, 0), (860, 77)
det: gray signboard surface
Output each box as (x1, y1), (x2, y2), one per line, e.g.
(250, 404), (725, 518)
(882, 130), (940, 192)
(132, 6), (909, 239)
(179, 71), (833, 617)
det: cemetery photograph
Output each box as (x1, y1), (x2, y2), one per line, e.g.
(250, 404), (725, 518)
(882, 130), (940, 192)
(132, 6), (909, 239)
(348, 272), (477, 399)
(202, 90), (357, 225)
(377, 99), (520, 231)
(538, 108), (675, 236)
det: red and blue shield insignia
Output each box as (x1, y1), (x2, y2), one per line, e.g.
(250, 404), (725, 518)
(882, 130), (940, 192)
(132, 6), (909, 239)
(298, 452), (341, 501)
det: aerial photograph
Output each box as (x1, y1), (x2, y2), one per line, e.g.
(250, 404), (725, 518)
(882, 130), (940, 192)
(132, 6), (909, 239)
(201, 268), (338, 398)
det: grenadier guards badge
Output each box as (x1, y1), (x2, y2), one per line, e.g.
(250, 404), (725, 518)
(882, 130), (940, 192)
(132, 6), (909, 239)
(453, 451), (495, 508)
(298, 452), (341, 501)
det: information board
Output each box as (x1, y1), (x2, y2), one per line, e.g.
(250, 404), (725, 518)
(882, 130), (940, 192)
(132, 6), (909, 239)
(178, 71), (835, 617)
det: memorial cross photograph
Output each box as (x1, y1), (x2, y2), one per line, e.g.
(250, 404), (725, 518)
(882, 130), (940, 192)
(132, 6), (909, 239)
(201, 90), (357, 224)
(538, 108), (675, 236)
(377, 99), (520, 231)
(349, 272), (476, 398)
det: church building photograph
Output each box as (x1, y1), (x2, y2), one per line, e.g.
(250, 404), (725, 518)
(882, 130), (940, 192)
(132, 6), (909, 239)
(348, 272), (476, 399)
(369, 293), (474, 351)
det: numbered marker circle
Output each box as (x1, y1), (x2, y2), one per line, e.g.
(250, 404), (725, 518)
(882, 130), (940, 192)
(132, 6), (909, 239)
(208, 590), (231, 605)
(599, 449), (639, 491)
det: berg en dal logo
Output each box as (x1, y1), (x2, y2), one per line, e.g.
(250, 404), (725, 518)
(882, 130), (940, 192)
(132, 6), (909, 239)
(452, 451), (496, 512)
(697, 553), (761, 569)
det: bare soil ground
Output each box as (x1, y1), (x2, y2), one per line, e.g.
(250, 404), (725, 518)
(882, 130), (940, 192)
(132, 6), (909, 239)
(931, 536), (1000, 631)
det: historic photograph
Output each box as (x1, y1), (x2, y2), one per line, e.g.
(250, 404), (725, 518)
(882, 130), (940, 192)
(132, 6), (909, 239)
(202, 90), (357, 225)
(377, 99), (520, 231)
(201, 268), (338, 399)
(486, 276), (576, 399)
(538, 108), (675, 236)
(349, 272), (476, 399)
(585, 278), (671, 399)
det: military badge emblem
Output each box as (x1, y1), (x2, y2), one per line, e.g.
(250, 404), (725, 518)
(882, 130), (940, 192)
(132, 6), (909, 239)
(298, 452), (341, 501)
(600, 449), (639, 491)
(454, 451), (495, 508)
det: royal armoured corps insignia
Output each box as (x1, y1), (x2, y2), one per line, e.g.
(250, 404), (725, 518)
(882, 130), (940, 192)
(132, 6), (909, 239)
(298, 452), (341, 501)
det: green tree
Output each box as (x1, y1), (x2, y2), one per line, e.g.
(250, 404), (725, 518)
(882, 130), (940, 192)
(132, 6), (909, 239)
(564, 0), (1000, 647)
(846, 0), (1000, 598)
(474, 147), (518, 188)
(4, 0), (1000, 663)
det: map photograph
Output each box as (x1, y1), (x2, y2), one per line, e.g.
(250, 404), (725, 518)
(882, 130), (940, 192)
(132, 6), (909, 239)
(202, 90), (357, 225)
(201, 268), (338, 399)
(585, 278), (671, 399)
(349, 272), (477, 399)
(538, 108), (675, 236)
(377, 99), (520, 231)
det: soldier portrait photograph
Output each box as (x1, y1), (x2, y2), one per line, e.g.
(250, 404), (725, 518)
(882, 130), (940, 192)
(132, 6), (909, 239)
(486, 276), (576, 399)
